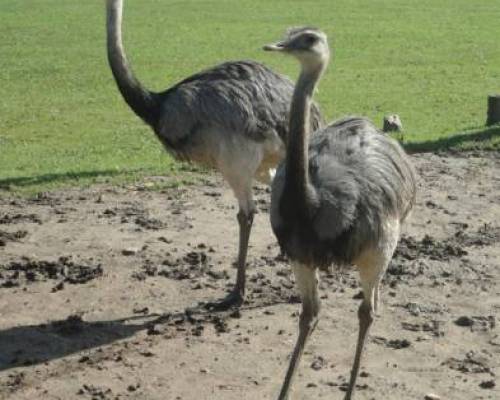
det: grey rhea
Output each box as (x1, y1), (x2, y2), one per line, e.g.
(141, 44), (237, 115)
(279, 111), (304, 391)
(105, 1), (323, 310)
(264, 27), (416, 399)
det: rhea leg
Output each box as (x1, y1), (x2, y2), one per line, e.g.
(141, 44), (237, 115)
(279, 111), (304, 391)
(215, 207), (254, 308)
(278, 264), (320, 400)
(344, 299), (374, 400)
(235, 208), (254, 294)
(345, 220), (400, 399)
(206, 180), (255, 310)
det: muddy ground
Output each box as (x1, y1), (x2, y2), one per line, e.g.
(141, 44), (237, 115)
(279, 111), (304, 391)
(0, 152), (499, 400)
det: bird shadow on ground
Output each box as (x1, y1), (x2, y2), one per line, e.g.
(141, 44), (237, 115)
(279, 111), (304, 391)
(0, 314), (154, 372)
(404, 124), (500, 154)
(0, 164), (205, 193)
(0, 170), (126, 191)
(0, 303), (251, 373)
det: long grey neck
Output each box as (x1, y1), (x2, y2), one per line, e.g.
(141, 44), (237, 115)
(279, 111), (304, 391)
(284, 64), (324, 208)
(106, 0), (159, 127)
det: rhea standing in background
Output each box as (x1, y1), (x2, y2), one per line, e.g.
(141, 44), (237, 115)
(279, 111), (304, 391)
(105, 0), (323, 310)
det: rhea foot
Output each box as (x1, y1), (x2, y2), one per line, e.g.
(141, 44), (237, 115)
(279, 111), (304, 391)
(204, 288), (244, 311)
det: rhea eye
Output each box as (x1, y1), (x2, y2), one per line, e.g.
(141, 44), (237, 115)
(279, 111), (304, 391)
(304, 35), (317, 45)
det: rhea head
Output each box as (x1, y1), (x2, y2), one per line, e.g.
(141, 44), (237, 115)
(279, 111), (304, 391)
(263, 27), (330, 72)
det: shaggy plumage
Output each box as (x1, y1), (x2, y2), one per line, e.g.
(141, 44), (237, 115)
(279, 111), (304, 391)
(271, 116), (416, 268)
(265, 27), (416, 400)
(106, 0), (323, 309)
(156, 60), (323, 161)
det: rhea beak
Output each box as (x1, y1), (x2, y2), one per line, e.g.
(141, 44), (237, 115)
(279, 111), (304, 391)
(263, 42), (286, 52)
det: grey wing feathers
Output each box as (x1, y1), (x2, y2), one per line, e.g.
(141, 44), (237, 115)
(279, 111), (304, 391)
(157, 61), (323, 147)
(309, 116), (416, 256)
(270, 162), (286, 234)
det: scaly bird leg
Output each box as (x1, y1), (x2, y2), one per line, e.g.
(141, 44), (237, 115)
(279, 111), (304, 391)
(206, 209), (254, 310)
(278, 264), (320, 400)
(344, 300), (373, 400)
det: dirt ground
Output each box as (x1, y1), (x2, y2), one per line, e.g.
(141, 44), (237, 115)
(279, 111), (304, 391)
(0, 152), (499, 400)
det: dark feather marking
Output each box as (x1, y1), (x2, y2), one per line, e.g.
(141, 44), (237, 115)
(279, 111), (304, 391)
(155, 60), (323, 158)
(271, 117), (416, 268)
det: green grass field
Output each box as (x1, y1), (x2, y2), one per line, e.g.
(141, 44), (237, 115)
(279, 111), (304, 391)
(1, 0), (499, 194)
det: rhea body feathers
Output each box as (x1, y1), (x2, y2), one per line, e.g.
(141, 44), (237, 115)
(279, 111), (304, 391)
(271, 116), (416, 268)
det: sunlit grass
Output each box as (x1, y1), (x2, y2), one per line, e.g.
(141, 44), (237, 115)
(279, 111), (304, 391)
(1, 0), (499, 194)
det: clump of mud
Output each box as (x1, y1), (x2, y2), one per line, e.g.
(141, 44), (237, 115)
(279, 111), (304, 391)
(0, 229), (28, 247)
(386, 225), (499, 287)
(100, 205), (166, 230)
(149, 309), (233, 337)
(394, 234), (467, 262)
(0, 256), (103, 289)
(0, 213), (41, 224)
(454, 224), (500, 247)
(133, 250), (216, 281)
(77, 383), (114, 399)
(393, 225), (499, 265)
(50, 314), (86, 336)
(443, 351), (494, 374)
